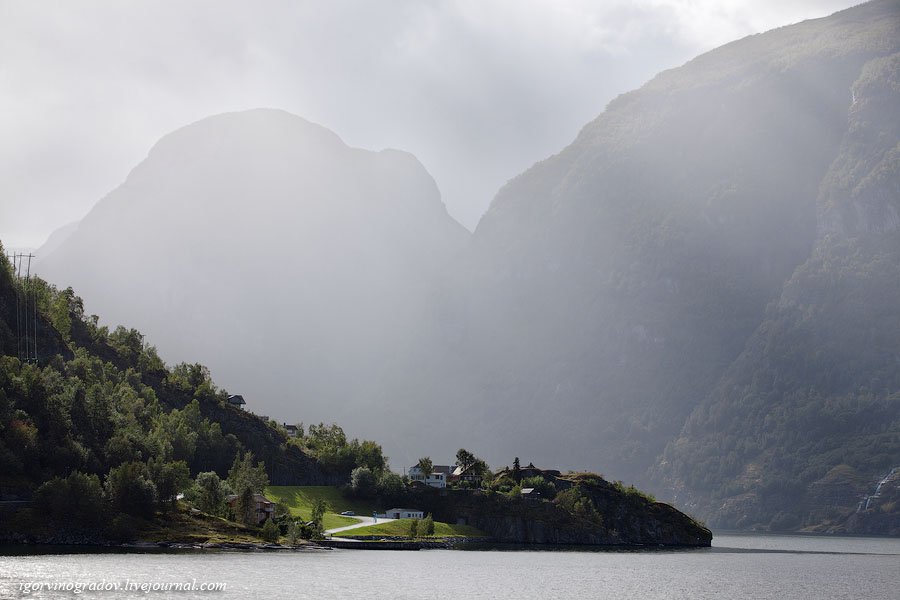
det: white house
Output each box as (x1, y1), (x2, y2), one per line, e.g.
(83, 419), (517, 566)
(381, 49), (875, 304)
(383, 508), (424, 519)
(408, 465), (453, 488)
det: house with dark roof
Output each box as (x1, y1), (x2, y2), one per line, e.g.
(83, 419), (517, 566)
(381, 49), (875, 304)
(227, 394), (246, 409)
(450, 463), (484, 486)
(226, 493), (275, 524)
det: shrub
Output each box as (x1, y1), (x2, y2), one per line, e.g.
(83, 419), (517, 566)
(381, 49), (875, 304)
(409, 518), (419, 538)
(422, 514), (435, 536)
(613, 481), (656, 503)
(286, 519), (304, 545)
(521, 475), (557, 499)
(106, 514), (141, 543)
(555, 488), (603, 527)
(260, 518), (280, 542)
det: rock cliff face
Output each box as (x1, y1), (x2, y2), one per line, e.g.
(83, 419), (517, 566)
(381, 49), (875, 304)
(661, 48), (900, 530)
(404, 1), (900, 499)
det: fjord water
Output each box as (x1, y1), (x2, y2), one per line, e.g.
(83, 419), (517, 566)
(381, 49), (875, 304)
(2, 535), (898, 599)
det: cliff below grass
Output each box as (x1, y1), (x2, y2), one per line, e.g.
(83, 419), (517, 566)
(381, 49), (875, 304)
(408, 474), (711, 547)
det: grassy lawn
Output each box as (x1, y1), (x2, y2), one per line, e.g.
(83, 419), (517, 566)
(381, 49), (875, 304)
(265, 486), (376, 530)
(342, 519), (488, 539)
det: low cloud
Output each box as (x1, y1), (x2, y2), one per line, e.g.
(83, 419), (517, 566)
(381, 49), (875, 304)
(0, 0), (859, 247)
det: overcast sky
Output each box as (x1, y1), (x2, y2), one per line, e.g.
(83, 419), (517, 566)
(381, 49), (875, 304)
(0, 0), (861, 249)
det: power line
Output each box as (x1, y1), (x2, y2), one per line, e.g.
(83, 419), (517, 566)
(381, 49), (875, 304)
(14, 253), (22, 361)
(8, 252), (38, 363)
(25, 253), (36, 362)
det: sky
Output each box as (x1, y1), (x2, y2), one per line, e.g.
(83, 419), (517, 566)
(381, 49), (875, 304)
(0, 0), (861, 249)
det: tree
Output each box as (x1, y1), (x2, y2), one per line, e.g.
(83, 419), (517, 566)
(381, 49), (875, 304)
(350, 466), (377, 497)
(286, 519), (304, 545)
(147, 459), (191, 509)
(227, 451), (268, 494)
(191, 471), (229, 515)
(34, 471), (103, 528)
(351, 439), (386, 474)
(105, 461), (157, 518)
(513, 457), (521, 483)
(456, 449), (476, 472)
(409, 518), (419, 538)
(310, 497), (328, 539)
(376, 471), (405, 502)
(415, 457), (433, 483)
(454, 449), (489, 488)
(472, 458), (491, 488)
(235, 486), (257, 526)
(422, 513), (435, 536)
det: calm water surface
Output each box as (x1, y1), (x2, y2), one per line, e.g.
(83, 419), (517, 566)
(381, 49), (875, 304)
(1, 534), (898, 599)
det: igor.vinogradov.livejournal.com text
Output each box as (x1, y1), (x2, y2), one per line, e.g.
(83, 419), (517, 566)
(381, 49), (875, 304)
(18, 578), (227, 594)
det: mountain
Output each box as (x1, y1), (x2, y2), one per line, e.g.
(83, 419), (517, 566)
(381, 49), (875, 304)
(32, 2), (900, 530)
(37, 108), (468, 447)
(658, 48), (900, 531)
(425, 0), (900, 485)
(35, 222), (79, 258)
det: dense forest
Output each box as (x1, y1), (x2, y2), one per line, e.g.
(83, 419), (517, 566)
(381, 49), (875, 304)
(0, 245), (384, 539)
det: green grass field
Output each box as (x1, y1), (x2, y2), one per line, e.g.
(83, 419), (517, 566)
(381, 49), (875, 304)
(265, 486), (376, 530)
(342, 519), (487, 538)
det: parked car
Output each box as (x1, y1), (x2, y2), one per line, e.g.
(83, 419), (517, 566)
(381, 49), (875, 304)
(340, 510), (355, 516)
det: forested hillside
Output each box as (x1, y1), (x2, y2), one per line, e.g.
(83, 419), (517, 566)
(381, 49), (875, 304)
(0, 245), (380, 503)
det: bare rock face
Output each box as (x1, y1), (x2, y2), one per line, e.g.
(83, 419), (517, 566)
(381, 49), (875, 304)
(662, 49), (900, 530)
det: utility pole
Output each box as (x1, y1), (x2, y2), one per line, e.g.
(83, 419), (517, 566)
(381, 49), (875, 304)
(25, 253), (36, 362)
(14, 253), (22, 360)
(9, 252), (38, 362)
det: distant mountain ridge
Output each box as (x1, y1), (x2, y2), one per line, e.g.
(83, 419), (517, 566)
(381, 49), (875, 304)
(37, 108), (469, 439)
(34, 1), (900, 531)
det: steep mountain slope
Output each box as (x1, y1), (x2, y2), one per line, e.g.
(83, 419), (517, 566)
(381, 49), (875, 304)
(29, 2), (900, 531)
(398, 0), (900, 503)
(0, 245), (343, 503)
(659, 51), (900, 530)
(37, 109), (468, 443)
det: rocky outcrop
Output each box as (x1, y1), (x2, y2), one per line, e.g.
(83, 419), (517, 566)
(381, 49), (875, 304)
(409, 477), (711, 547)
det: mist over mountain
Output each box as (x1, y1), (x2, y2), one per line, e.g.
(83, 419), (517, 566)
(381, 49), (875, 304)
(659, 48), (900, 530)
(423, 0), (900, 485)
(36, 1), (900, 529)
(37, 108), (469, 441)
